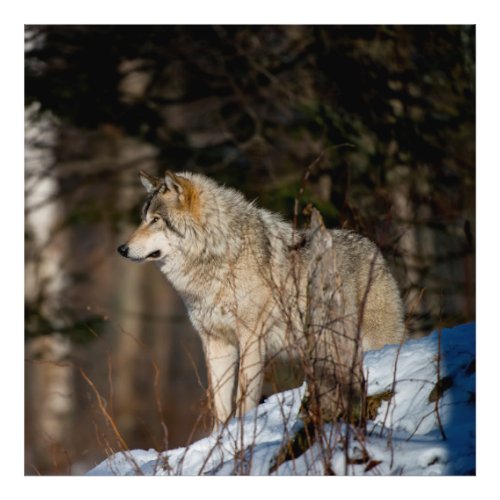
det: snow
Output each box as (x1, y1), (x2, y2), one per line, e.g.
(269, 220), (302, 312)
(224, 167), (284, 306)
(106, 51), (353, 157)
(87, 323), (475, 476)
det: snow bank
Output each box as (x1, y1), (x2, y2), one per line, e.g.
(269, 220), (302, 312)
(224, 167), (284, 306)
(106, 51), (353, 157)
(87, 323), (475, 476)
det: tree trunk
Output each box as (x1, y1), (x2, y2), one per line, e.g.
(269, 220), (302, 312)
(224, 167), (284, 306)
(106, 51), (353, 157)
(303, 208), (365, 426)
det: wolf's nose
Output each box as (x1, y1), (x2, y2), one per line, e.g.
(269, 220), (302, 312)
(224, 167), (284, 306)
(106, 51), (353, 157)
(117, 244), (129, 257)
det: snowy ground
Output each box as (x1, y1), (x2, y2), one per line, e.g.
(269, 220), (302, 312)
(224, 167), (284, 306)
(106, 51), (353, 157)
(87, 323), (475, 476)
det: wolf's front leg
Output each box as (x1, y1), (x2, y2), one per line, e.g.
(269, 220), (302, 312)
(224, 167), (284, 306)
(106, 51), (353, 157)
(236, 336), (265, 418)
(203, 337), (238, 428)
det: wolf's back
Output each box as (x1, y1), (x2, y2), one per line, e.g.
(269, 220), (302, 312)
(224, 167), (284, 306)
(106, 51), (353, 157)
(323, 229), (405, 350)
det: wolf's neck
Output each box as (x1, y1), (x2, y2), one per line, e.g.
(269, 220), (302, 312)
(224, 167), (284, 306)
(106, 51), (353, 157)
(158, 204), (300, 301)
(158, 250), (228, 308)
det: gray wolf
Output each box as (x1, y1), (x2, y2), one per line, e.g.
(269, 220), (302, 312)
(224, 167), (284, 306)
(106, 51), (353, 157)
(118, 170), (405, 427)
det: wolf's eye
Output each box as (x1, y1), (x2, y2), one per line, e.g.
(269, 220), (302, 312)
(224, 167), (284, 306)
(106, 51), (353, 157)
(150, 216), (160, 224)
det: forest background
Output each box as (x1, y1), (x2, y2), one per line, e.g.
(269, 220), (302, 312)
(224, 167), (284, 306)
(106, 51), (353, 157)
(24, 25), (475, 475)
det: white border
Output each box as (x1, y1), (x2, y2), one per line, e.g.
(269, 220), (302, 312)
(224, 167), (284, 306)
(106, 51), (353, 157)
(20, 0), (481, 25)
(2, 1), (497, 498)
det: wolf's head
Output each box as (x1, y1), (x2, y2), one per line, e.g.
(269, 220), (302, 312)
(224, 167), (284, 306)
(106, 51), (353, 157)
(117, 170), (201, 263)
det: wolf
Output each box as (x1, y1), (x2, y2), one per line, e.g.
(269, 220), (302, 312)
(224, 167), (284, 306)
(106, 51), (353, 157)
(118, 170), (405, 427)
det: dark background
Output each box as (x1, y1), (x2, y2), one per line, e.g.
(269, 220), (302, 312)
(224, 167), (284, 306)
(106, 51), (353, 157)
(24, 25), (475, 474)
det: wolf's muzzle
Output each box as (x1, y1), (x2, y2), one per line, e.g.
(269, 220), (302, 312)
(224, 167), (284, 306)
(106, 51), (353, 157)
(117, 244), (129, 257)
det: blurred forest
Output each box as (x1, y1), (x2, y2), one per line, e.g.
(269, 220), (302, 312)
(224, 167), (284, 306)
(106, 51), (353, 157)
(24, 25), (475, 475)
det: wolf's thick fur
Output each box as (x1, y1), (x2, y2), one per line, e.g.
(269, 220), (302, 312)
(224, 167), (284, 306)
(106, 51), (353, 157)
(118, 170), (405, 426)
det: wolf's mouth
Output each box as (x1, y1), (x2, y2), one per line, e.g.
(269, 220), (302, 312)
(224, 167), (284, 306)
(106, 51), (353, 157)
(146, 250), (162, 259)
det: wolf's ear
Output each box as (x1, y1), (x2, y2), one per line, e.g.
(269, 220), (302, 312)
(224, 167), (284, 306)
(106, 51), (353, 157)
(139, 170), (159, 193)
(164, 171), (185, 195)
(165, 171), (199, 214)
